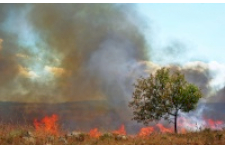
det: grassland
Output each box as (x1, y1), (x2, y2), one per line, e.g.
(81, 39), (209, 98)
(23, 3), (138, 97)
(0, 124), (224, 145)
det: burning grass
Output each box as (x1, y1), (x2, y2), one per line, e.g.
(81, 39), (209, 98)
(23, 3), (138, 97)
(0, 114), (224, 145)
(0, 125), (225, 145)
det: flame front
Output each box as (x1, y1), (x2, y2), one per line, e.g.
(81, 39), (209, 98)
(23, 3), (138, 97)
(32, 115), (225, 137)
(89, 128), (101, 138)
(33, 114), (59, 135)
(112, 124), (126, 135)
(206, 119), (223, 129)
(138, 127), (154, 137)
(156, 123), (173, 133)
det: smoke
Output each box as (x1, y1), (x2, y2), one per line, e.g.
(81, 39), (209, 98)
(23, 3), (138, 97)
(0, 4), (148, 103)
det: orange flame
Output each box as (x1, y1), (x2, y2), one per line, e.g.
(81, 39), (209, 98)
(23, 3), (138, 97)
(207, 119), (223, 126)
(138, 127), (154, 137)
(156, 123), (173, 133)
(112, 124), (126, 135)
(206, 119), (223, 129)
(180, 128), (187, 134)
(33, 114), (59, 135)
(89, 128), (101, 138)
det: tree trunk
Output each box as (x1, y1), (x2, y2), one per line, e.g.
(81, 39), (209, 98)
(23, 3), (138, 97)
(174, 114), (177, 133)
(174, 109), (179, 133)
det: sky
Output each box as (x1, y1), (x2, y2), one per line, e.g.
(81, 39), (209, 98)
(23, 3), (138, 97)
(137, 3), (225, 64)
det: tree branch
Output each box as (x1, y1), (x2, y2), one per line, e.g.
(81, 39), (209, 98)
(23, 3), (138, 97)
(168, 112), (175, 116)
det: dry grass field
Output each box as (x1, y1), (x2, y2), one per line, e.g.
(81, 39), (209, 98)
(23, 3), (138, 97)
(0, 123), (224, 145)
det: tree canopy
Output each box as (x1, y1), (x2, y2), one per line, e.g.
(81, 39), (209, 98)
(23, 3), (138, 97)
(129, 67), (202, 133)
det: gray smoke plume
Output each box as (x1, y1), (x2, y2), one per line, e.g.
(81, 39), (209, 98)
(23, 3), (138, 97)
(0, 4), (148, 103)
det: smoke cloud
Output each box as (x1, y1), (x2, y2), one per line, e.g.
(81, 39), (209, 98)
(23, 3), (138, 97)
(0, 4), (148, 103)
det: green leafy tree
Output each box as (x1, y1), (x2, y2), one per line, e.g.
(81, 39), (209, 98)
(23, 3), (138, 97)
(129, 67), (202, 133)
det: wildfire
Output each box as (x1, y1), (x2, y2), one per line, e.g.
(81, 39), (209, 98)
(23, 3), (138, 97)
(33, 114), (59, 135)
(156, 123), (173, 133)
(89, 128), (101, 138)
(31, 114), (225, 138)
(177, 117), (224, 131)
(177, 117), (196, 133)
(206, 119), (223, 129)
(138, 127), (154, 137)
(112, 124), (126, 135)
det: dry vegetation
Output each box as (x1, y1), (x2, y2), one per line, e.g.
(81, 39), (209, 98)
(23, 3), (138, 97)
(0, 124), (224, 145)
